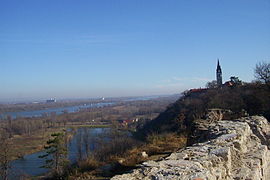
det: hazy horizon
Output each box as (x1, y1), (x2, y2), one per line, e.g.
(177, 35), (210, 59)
(1, 0), (269, 102)
(0, 92), (177, 104)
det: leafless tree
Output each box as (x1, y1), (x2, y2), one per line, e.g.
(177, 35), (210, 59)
(206, 80), (218, 89)
(254, 61), (270, 84)
(76, 130), (83, 161)
(0, 130), (12, 180)
(82, 128), (90, 157)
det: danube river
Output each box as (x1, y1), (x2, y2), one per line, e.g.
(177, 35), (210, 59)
(0, 102), (113, 119)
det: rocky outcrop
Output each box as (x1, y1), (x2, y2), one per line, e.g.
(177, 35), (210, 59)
(112, 116), (270, 180)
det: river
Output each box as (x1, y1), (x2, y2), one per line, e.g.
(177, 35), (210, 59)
(0, 95), (166, 179)
(0, 95), (164, 120)
(0, 102), (113, 119)
(9, 127), (111, 179)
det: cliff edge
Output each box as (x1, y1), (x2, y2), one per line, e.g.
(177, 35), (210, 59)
(112, 116), (270, 180)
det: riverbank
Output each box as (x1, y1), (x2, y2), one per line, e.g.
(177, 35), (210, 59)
(9, 127), (114, 179)
(9, 127), (66, 160)
(0, 100), (113, 115)
(65, 132), (187, 179)
(8, 124), (110, 161)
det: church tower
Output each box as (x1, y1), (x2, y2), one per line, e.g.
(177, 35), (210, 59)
(216, 59), (222, 87)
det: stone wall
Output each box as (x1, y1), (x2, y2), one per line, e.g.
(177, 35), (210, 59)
(112, 116), (270, 180)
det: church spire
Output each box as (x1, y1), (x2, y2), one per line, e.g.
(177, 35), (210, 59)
(216, 59), (222, 87)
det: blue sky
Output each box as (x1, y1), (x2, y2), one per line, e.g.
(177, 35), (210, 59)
(0, 0), (269, 102)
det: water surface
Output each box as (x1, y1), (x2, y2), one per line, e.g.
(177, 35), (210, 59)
(1, 102), (113, 119)
(9, 127), (110, 179)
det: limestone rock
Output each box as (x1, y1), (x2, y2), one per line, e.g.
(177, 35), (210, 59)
(111, 116), (270, 180)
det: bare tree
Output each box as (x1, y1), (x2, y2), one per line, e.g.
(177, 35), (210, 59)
(230, 76), (242, 85)
(76, 130), (83, 161)
(254, 61), (270, 83)
(206, 80), (218, 89)
(0, 130), (12, 180)
(82, 128), (90, 157)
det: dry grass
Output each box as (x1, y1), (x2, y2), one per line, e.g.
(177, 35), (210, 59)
(112, 105), (126, 111)
(67, 132), (187, 179)
(119, 148), (146, 166)
(78, 156), (102, 172)
(8, 124), (107, 160)
(144, 132), (187, 155)
(105, 133), (187, 167)
(9, 127), (65, 160)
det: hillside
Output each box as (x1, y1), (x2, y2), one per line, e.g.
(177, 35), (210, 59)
(113, 116), (270, 180)
(136, 83), (270, 141)
(111, 83), (270, 179)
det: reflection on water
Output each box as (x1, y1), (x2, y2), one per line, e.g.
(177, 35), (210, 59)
(68, 127), (111, 163)
(9, 128), (111, 179)
(9, 151), (48, 178)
